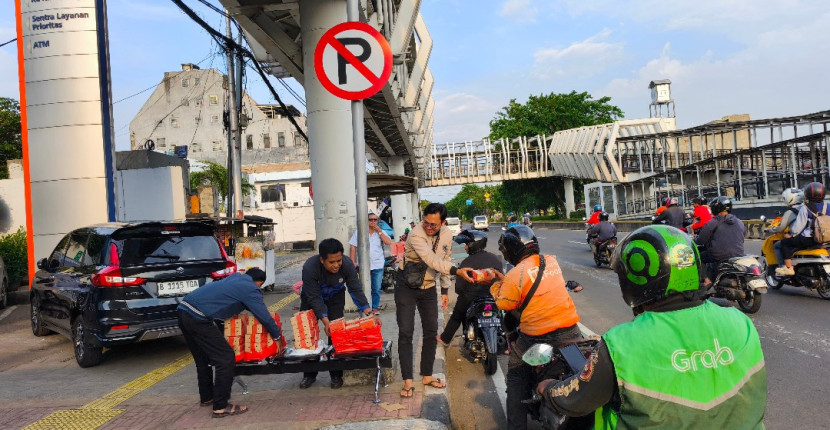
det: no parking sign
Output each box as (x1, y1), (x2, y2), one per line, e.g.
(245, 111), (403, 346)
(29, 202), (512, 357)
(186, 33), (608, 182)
(313, 22), (393, 100)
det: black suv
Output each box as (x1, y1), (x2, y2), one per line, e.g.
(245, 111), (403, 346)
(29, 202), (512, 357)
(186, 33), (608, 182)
(31, 221), (236, 367)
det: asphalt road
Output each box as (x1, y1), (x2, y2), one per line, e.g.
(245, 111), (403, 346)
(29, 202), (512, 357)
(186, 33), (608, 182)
(445, 227), (830, 430)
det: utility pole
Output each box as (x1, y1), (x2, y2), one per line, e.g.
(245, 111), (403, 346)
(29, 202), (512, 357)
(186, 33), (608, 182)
(225, 12), (240, 218)
(233, 29), (243, 216)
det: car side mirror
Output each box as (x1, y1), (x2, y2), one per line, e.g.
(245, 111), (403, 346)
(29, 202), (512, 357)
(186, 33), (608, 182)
(37, 258), (48, 270)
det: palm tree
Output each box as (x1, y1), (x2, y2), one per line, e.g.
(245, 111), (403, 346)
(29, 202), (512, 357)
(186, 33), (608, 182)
(190, 161), (254, 201)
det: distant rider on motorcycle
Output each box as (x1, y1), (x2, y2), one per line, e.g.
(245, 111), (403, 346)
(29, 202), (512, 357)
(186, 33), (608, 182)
(490, 225), (581, 430)
(438, 230), (503, 346)
(587, 212), (617, 256)
(777, 182), (830, 276)
(537, 225), (767, 429)
(688, 195), (713, 234)
(767, 188), (804, 269)
(695, 196), (746, 286)
(586, 205), (603, 225)
(653, 197), (685, 229)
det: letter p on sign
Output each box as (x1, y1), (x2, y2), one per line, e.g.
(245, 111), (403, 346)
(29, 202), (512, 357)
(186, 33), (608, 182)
(314, 22), (392, 101)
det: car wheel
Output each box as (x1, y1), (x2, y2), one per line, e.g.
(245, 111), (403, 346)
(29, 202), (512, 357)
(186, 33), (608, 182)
(73, 317), (103, 368)
(31, 295), (53, 336)
(0, 278), (7, 309)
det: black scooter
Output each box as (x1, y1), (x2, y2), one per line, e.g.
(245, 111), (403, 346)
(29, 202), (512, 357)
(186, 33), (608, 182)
(462, 296), (508, 375)
(381, 256), (397, 292)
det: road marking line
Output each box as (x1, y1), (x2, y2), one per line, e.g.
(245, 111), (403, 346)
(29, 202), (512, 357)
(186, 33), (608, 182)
(0, 305), (18, 322)
(24, 294), (299, 430)
(491, 361), (508, 419)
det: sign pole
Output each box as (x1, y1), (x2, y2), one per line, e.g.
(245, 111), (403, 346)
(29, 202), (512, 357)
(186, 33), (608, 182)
(347, 0), (372, 304)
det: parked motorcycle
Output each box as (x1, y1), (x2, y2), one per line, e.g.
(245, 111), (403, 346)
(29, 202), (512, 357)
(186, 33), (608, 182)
(522, 339), (599, 429)
(592, 237), (617, 267)
(462, 296), (508, 375)
(703, 255), (768, 313)
(760, 216), (830, 299)
(381, 255), (398, 292)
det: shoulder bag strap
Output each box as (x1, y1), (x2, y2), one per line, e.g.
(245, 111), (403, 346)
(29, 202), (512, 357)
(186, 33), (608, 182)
(517, 254), (546, 313)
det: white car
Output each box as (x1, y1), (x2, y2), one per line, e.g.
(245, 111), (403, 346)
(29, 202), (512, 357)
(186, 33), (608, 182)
(473, 215), (489, 231)
(446, 217), (462, 236)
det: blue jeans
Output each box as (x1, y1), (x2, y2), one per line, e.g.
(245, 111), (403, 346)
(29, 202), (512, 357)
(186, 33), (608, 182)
(370, 268), (383, 310)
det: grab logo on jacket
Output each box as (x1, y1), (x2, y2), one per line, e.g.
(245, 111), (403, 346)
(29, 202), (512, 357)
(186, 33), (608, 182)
(671, 338), (734, 372)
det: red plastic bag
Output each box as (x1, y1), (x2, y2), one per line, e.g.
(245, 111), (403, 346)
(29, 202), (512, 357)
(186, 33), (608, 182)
(329, 316), (383, 355)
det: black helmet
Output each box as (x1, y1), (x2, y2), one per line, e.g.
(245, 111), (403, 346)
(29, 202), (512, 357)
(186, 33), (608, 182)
(509, 215), (518, 222)
(692, 195), (706, 205)
(498, 225), (539, 265)
(803, 182), (825, 203)
(599, 212), (610, 221)
(454, 229), (488, 254)
(708, 196), (733, 215)
(611, 225), (702, 310)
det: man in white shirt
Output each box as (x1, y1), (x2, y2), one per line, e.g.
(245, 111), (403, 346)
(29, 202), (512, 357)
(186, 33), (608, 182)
(349, 212), (393, 314)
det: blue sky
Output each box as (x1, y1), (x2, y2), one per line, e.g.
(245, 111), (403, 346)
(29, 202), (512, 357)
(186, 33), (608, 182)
(2, 0), (829, 202)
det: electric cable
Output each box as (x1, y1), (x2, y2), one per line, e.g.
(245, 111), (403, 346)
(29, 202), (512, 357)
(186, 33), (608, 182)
(170, 0), (308, 142)
(0, 38), (16, 48)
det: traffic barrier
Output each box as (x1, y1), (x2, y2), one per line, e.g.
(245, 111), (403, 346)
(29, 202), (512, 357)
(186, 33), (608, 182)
(532, 220), (767, 239)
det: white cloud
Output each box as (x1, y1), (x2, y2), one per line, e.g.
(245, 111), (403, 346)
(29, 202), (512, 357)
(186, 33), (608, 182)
(532, 29), (625, 80)
(433, 92), (500, 143)
(500, 0), (538, 23)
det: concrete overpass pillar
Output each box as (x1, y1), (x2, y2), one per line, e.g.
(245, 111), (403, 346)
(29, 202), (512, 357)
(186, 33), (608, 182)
(411, 191), (421, 223)
(387, 157), (411, 239)
(300, 0), (356, 248)
(564, 178), (576, 217)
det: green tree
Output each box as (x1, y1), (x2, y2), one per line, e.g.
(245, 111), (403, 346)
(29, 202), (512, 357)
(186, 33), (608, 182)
(189, 161), (255, 202)
(0, 98), (22, 180)
(488, 91), (622, 216)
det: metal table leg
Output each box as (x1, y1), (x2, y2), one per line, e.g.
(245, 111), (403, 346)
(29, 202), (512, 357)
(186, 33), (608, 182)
(373, 357), (382, 404)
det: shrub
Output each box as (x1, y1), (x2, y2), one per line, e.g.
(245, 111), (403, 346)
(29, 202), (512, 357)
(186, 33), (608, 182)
(568, 209), (586, 220)
(0, 227), (28, 286)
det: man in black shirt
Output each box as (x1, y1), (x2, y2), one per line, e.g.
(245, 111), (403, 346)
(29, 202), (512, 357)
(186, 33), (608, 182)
(438, 230), (503, 345)
(653, 197), (685, 229)
(299, 238), (371, 389)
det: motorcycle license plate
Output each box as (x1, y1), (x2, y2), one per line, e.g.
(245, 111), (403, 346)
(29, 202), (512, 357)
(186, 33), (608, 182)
(748, 279), (768, 293)
(478, 318), (500, 327)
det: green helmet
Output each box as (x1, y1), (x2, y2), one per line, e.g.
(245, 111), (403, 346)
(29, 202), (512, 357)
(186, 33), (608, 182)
(611, 225), (702, 309)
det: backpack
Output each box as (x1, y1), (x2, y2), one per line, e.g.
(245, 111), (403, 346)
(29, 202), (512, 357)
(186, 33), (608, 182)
(808, 204), (830, 244)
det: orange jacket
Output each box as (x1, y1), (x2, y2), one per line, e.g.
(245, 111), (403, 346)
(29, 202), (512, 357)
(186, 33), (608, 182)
(490, 254), (580, 336)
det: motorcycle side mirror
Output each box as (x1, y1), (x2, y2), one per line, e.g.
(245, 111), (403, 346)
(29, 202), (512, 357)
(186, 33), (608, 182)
(522, 343), (553, 366)
(760, 215), (767, 222)
(501, 226), (506, 231)
(651, 216), (656, 221)
(582, 217), (587, 221)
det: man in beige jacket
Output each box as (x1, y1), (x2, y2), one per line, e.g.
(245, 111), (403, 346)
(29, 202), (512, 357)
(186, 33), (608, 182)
(397, 203), (474, 398)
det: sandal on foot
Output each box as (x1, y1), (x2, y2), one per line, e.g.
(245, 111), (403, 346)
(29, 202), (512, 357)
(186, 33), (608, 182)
(400, 386), (415, 398)
(423, 378), (446, 389)
(212, 404), (248, 418)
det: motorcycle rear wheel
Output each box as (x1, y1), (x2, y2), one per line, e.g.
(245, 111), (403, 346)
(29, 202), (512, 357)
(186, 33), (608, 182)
(816, 283), (830, 300)
(737, 290), (763, 314)
(764, 264), (784, 290)
(484, 351), (498, 375)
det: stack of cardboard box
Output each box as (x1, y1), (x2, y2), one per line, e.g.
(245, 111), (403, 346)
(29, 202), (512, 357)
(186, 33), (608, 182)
(290, 310), (320, 350)
(224, 313), (285, 362)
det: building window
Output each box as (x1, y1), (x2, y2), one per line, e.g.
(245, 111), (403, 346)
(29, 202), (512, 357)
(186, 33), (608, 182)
(182, 78), (189, 87)
(211, 114), (219, 123)
(261, 184), (286, 203)
(301, 182), (310, 188)
(182, 98), (189, 106)
(209, 95), (219, 105)
(278, 132), (285, 147)
(194, 77), (201, 86)
(171, 117), (180, 128)
(294, 134), (303, 146)
(157, 137), (166, 148)
(212, 140), (222, 152)
(192, 142), (201, 152)
(246, 135), (253, 150)
(195, 96), (203, 107)
(263, 134), (271, 149)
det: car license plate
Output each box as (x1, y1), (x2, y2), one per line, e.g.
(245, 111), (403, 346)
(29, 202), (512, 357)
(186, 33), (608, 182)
(157, 279), (199, 296)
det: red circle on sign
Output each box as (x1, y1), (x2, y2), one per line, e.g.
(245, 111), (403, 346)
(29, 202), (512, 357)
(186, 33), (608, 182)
(314, 21), (393, 101)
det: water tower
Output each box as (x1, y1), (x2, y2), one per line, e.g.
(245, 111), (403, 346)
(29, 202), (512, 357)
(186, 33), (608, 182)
(648, 79), (675, 118)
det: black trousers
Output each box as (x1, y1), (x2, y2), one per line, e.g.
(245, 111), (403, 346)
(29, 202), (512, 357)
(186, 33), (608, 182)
(301, 290), (345, 379)
(506, 325), (582, 430)
(439, 290), (490, 344)
(395, 285), (439, 380)
(178, 310), (235, 411)
(699, 249), (718, 281)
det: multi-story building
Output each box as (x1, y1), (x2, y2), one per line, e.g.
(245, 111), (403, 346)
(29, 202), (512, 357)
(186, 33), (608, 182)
(129, 63), (308, 166)
(129, 64), (314, 248)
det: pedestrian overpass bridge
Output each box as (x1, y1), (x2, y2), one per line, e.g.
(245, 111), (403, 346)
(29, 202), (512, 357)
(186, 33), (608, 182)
(424, 110), (830, 219)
